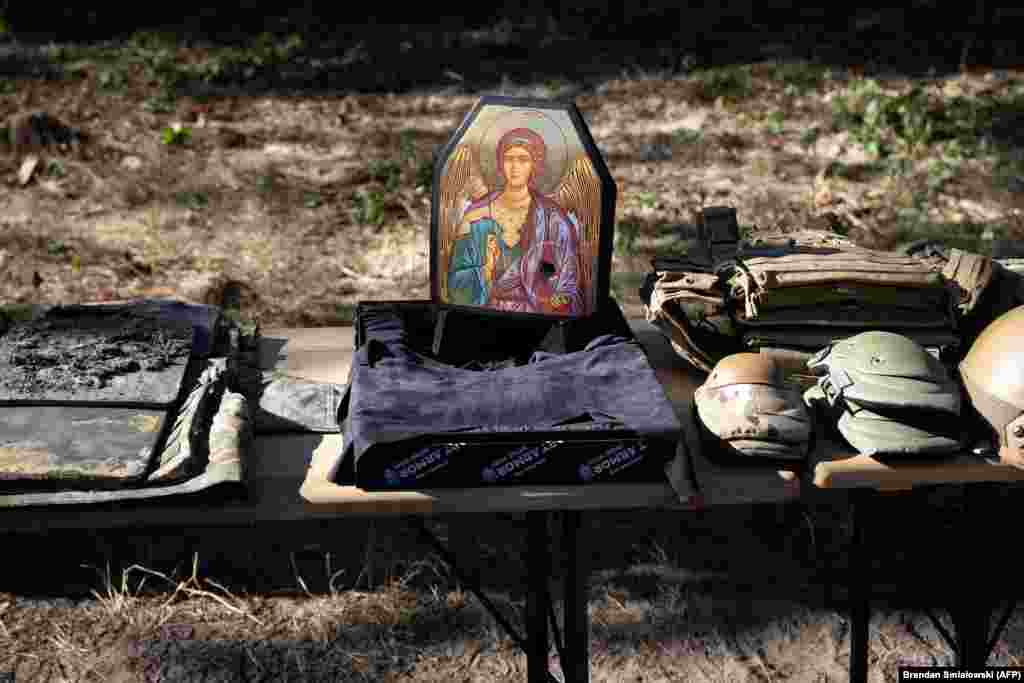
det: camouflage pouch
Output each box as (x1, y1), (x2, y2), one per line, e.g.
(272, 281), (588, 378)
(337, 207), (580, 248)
(941, 248), (995, 316)
(644, 263), (739, 373)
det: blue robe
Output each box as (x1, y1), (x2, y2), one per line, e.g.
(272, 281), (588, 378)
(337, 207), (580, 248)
(447, 219), (518, 307)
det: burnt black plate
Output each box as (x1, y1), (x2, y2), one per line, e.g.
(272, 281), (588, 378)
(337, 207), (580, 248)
(0, 305), (194, 408)
(0, 406), (166, 489)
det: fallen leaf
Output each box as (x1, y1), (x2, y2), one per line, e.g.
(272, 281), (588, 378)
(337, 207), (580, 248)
(813, 183), (834, 208)
(958, 198), (1003, 222)
(943, 80), (965, 99)
(18, 155), (39, 186)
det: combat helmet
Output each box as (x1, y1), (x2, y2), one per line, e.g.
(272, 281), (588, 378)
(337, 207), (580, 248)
(959, 305), (1024, 467)
(805, 331), (964, 456)
(694, 352), (813, 461)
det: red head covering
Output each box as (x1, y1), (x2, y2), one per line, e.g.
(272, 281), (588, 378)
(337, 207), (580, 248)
(496, 128), (546, 190)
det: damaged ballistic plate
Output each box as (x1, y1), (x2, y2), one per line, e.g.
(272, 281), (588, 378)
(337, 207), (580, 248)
(0, 406), (166, 488)
(0, 306), (194, 407)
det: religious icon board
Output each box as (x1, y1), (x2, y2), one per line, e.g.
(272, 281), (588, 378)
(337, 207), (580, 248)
(430, 96), (615, 320)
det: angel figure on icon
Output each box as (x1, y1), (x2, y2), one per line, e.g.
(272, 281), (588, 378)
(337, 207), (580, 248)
(438, 125), (600, 317)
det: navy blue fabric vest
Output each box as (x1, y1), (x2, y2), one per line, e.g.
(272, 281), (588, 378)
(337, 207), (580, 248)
(337, 299), (682, 488)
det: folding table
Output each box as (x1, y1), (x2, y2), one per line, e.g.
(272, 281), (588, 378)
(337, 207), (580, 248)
(814, 444), (1024, 682)
(295, 320), (802, 682)
(0, 321), (804, 683)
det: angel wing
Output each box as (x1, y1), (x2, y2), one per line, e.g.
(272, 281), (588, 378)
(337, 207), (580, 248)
(437, 143), (485, 302)
(552, 154), (601, 315)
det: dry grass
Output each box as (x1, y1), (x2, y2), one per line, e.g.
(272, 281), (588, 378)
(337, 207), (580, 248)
(2, 529), (1024, 682)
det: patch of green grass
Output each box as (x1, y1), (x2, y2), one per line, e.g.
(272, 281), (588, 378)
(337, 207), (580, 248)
(0, 304), (36, 322)
(893, 89), (934, 157)
(173, 190), (209, 210)
(925, 140), (965, 194)
(414, 159), (433, 191)
(303, 191), (323, 209)
(332, 303), (357, 324)
(398, 130), (418, 164)
(993, 154), (1024, 192)
(774, 61), (828, 95)
(126, 30), (180, 53)
(45, 159), (66, 178)
(889, 215), (1005, 254)
(694, 65), (752, 102)
(614, 221), (642, 257)
(352, 189), (386, 227)
(829, 79), (1011, 162)
(647, 225), (693, 257)
(763, 110), (786, 136)
(97, 67), (128, 91)
(799, 126), (821, 151)
(934, 96), (994, 147)
(46, 239), (68, 256)
(672, 128), (703, 145)
(830, 79), (891, 158)
(0, 79), (14, 94)
(161, 124), (191, 146)
(825, 159), (891, 182)
(637, 192), (657, 210)
(185, 33), (306, 85)
(368, 159), (402, 193)
(255, 168), (283, 196)
(609, 271), (647, 304)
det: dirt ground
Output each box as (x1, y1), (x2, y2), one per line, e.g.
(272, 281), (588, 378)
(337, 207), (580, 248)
(3, 16), (1024, 682)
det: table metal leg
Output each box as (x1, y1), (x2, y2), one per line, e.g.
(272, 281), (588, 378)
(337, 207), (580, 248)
(413, 519), (528, 651)
(951, 603), (992, 669)
(416, 517), (561, 683)
(986, 601), (1017, 661)
(562, 510), (590, 683)
(946, 600), (1017, 669)
(526, 512), (551, 683)
(849, 491), (871, 683)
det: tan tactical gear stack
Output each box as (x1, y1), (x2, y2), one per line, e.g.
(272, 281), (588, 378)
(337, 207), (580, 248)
(642, 208), (962, 383)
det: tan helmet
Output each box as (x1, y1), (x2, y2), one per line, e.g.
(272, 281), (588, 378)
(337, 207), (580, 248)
(694, 352), (813, 461)
(959, 305), (1024, 468)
